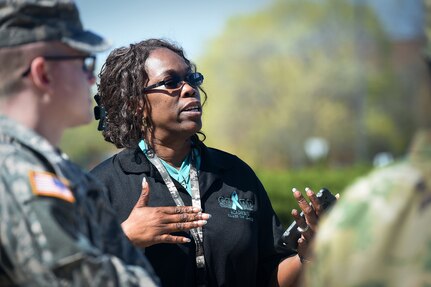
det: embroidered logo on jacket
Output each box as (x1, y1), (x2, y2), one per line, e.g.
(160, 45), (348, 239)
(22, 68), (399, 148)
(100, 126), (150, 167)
(218, 191), (255, 221)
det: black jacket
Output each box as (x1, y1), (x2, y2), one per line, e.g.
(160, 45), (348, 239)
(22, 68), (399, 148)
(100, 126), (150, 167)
(91, 143), (295, 287)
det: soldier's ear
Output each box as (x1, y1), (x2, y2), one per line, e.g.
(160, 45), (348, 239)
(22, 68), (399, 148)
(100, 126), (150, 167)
(29, 57), (52, 92)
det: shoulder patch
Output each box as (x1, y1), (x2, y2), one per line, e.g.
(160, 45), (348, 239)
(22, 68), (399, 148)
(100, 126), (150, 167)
(28, 171), (75, 203)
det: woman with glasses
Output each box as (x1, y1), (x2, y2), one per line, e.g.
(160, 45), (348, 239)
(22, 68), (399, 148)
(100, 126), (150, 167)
(91, 38), (320, 287)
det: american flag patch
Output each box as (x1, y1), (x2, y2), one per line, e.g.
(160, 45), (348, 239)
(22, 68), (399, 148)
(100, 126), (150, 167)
(29, 171), (75, 203)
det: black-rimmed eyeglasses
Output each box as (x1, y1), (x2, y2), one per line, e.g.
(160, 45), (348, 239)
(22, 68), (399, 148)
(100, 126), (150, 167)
(22, 55), (96, 77)
(143, 72), (204, 92)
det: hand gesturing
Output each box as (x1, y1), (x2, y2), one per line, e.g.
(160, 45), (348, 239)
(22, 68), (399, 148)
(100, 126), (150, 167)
(121, 177), (211, 248)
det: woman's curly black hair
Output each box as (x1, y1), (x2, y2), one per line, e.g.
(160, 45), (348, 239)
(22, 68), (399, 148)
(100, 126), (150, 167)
(97, 38), (207, 149)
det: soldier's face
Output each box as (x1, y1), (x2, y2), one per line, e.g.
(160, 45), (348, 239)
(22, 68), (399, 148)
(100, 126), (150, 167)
(44, 44), (96, 128)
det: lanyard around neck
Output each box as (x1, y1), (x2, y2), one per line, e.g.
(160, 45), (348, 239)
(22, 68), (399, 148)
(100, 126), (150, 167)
(139, 140), (206, 270)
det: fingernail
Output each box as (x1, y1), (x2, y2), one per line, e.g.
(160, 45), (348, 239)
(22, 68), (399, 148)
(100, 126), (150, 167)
(305, 187), (310, 192)
(199, 220), (208, 225)
(193, 207), (202, 212)
(201, 213), (211, 220)
(292, 187), (298, 193)
(142, 177), (147, 187)
(184, 238), (191, 243)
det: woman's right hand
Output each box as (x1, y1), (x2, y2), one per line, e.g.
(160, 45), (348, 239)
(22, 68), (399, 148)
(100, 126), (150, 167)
(121, 178), (210, 248)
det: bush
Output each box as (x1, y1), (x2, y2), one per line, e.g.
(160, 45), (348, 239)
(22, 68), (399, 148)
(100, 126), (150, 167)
(256, 164), (372, 226)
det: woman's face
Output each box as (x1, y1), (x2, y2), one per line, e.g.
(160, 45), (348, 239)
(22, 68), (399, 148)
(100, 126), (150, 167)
(144, 47), (202, 142)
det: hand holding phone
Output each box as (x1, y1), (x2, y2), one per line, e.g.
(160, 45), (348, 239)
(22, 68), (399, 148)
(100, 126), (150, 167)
(281, 188), (337, 250)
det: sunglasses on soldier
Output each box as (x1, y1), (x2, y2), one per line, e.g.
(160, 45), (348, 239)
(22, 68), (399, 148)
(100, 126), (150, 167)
(21, 54), (96, 77)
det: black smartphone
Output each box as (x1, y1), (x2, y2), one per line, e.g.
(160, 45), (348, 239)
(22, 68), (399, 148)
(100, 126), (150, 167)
(280, 188), (337, 249)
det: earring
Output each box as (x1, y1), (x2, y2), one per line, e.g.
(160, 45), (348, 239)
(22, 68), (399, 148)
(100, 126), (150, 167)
(142, 117), (148, 128)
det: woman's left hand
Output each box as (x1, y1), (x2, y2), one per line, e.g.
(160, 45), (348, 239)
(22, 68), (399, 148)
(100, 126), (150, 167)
(291, 187), (323, 262)
(272, 188), (338, 286)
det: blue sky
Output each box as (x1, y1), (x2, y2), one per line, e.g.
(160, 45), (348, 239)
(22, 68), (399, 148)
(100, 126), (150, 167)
(362, 0), (424, 41)
(75, 0), (272, 63)
(74, 0), (425, 72)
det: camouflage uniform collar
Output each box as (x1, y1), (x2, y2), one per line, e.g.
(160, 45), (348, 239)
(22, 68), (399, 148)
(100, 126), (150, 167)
(0, 115), (63, 165)
(408, 129), (431, 163)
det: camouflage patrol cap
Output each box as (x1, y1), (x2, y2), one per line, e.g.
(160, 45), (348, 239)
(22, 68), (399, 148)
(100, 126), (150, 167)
(0, 0), (110, 52)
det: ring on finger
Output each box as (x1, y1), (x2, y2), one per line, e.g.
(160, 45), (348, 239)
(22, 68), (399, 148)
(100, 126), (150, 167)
(176, 222), (184, 230)
(297, 224), (309, 233)
(180, 213), (188, 222)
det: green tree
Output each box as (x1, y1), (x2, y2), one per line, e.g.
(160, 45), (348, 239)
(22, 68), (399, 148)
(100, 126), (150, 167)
(199, 0), (415, 168)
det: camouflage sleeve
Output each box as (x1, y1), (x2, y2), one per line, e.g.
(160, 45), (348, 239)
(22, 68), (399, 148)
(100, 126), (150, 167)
(303, 162), (431, 286)
(0, 151), (158, 286)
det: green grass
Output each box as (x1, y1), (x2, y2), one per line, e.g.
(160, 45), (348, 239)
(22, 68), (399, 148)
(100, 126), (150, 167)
(256, 164), (372, 226)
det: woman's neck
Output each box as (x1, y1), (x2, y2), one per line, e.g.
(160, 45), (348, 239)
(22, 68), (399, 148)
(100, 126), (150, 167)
(150, 137), (193, 169)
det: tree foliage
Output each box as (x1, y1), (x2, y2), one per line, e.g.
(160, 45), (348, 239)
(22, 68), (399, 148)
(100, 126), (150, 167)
(61, 0), (429, 171)
(199, 0), (426, 168)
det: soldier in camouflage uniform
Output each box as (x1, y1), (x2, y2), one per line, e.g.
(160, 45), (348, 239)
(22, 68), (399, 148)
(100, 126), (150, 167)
(0, 0), (159, 286)
(303, 132), (431, 286)
(303, 1), (431, 286)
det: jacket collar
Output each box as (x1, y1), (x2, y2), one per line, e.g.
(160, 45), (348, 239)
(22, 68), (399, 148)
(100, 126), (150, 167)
(117, 147), (151, 174)
(117, 142), (233, 200)
(117, 142), (231, 173)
